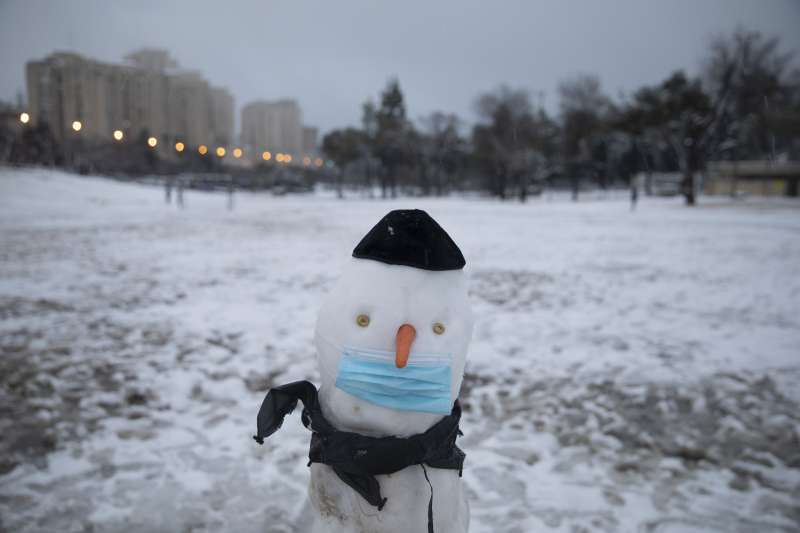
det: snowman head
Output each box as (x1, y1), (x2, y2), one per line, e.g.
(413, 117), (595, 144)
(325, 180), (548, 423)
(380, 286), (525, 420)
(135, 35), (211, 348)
(315, 210), (474, 437)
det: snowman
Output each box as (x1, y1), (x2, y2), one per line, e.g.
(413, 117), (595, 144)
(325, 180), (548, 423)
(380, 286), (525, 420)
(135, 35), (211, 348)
(254, 209), (474, 533)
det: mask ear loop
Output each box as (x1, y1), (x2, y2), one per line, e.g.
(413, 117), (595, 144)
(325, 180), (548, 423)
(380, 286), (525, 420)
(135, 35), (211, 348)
(420, 464), (435, 533)
(315, 334), (343, 352)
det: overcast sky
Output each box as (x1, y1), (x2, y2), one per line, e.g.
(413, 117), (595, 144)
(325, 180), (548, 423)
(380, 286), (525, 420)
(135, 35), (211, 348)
(1, 0), (798, 135)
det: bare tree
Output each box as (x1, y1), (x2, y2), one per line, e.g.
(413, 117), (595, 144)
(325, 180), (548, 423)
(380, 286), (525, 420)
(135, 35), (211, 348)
(419, 112), (464, 195)
(557, 74), (614, 200)
(703, 28), (799, 162)
(472, 86), (538, 201)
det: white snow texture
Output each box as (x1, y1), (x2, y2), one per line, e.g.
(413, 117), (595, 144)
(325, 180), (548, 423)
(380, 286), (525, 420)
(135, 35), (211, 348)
(0, 168), (799, 533)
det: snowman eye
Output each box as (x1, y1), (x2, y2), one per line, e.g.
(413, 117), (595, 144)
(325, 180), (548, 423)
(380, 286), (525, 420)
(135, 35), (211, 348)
(356, 314), (370, 327)
(432, 322), (446, 335)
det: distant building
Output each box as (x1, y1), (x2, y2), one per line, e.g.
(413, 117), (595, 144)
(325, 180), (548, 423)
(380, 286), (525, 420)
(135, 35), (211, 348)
(210, 87), (234, 146)
(240, 99), (304, 156)
(705, 161), (800, 197)
(124, 48), (178, 73)
(24, 50), (235, 149)
(167, 71), (213, 148)
(26, 52), (115, 143)
(633, 172), (685, 197)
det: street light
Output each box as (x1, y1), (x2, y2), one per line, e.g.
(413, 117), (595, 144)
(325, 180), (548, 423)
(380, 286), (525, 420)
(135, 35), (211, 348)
(284, 154), (292, 163)
(216, 147), (226, 157)
(314, 158), (323, 167)
(198, 144), (208, 155)
(113, 130), (124, 141)
(147, 136), (158, 148)
(233, 147), (243, 158)
(262, 151), (272, 161)
(19, 112), (30, 124)
(175, 141), (185, 152)
(303, 156), (311, 166)
(275, 153), (284, 163)
(72, 120), (82, 132)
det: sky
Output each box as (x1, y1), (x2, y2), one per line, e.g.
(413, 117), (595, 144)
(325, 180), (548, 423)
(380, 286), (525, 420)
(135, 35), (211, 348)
(1, 0), (799, 135)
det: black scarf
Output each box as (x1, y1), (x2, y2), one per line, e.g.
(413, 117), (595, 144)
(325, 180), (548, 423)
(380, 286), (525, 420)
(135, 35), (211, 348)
(253, 380), (465, 531)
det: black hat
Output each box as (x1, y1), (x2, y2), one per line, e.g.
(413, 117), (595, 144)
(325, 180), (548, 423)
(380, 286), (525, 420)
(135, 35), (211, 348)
(352, 210), (465, 271)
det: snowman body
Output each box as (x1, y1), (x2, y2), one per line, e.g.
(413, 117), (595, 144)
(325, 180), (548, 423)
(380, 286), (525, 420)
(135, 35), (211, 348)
(308, 251), (473, 533)
(308, 461), (468, 533)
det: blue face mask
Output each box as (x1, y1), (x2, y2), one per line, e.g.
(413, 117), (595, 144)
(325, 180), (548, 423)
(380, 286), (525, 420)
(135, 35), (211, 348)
(333, 345), (453, 415)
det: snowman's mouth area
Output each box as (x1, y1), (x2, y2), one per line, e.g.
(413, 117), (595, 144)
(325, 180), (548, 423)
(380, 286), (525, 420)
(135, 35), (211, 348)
(334, 347), (454, 415)
(315, 334), (455, 414)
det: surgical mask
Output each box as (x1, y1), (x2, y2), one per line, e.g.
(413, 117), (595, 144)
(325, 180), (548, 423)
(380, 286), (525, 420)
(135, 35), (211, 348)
(330, 343), (453, 415)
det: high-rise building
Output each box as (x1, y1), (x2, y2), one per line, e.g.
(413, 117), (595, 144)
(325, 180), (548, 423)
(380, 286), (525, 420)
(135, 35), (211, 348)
(210, 87), (234, 146)
(25, 50), (234, 149)
(240, 99), (303, 156)
(124, 48), (178, 73)
(302, 126), (318, 155)
(167, 71), (212, 148)
(26, 52), (114, 142)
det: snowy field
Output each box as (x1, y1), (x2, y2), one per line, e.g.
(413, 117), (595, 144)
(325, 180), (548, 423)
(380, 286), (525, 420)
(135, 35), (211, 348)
(1, 167), (799, 533)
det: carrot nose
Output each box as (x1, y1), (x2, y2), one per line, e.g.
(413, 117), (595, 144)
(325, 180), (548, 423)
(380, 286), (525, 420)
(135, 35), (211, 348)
(395, 324), (416, 368)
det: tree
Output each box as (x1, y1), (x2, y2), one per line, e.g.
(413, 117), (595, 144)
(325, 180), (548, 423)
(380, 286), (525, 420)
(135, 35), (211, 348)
(8, 121), (63, 166)
(620, 71), (714, 205)
(703, 28), (799, 161)
(472, 86), (539, 201)
(322, 128), (365, 198)
(557, 75), (613, 200)
(373, 79), (413, 198)
(361, 100), (379, 195)
(419, 112), (465, 195)
(617, 30), (798, 201)
(527, 108), (560, 195)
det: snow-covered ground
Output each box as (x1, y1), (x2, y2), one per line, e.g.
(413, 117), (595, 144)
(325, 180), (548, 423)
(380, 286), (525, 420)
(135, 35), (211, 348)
(1, 167), (798, 533)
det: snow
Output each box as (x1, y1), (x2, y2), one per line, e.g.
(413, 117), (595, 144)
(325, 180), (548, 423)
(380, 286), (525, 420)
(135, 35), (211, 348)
(1, 167), (799, 532)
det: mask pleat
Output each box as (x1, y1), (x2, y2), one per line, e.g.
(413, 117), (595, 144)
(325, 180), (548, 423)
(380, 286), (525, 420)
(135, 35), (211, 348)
(336, 380), (446, 399)
(339, 363), (448, 384)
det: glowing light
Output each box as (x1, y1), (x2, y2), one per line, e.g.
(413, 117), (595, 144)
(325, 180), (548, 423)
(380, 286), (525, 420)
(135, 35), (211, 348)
(303, 156), (311, 166)
(233, 147), (243, 158)
(113, 129), (124, 141)
(216, 147), (226, 157)
(72, 120), (82, 132)
(198, 145), (208, 155)
(147, 136), (158, 148)
(175, 141), (185, 152)
(275, 153), (284, 162)
(314, 158), (323, 167)
(284, 154), (292, 163)
(19, 112), (30, 124)
(261, 151), (272, 161)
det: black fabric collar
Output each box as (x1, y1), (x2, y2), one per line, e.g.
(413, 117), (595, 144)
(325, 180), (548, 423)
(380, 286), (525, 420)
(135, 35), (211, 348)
(253, 380), (465, 511)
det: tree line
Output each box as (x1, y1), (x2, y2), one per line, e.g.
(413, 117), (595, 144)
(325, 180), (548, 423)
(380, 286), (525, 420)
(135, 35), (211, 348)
(322, 28), (800, 204)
